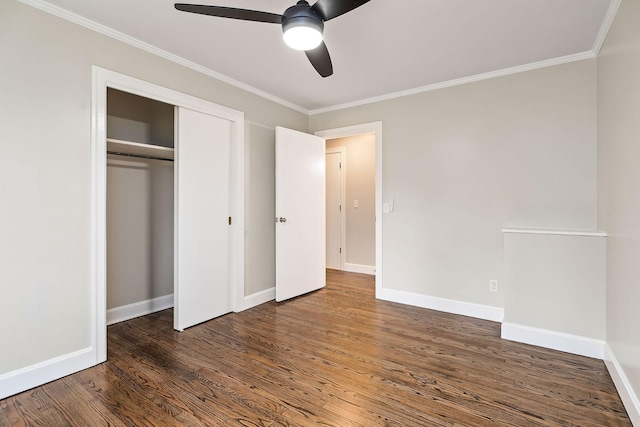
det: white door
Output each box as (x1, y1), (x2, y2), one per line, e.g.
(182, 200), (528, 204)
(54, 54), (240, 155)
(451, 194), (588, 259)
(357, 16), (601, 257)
(275, 127), (326, 302)
(325, 149), (344, 270)
(174, 107), (232, 331)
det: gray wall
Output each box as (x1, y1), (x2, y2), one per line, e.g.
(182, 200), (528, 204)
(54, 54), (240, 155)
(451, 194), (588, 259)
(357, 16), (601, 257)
(0, 0), (307, 375)
(310, 60), (598, 309)
(597, 0), (640, 414)
(326, 135), (376, 267)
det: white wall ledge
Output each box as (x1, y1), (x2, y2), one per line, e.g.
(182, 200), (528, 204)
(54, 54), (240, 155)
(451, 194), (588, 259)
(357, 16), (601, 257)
(502, 226), (607, 237)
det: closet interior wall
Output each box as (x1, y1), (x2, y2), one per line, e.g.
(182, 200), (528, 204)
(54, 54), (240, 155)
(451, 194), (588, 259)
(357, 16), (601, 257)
(106, 89), (175, 319)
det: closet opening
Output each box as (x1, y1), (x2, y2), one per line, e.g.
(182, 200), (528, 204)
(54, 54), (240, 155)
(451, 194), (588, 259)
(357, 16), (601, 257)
(92, 66), (246, 365)
(106, 88), (175, 326)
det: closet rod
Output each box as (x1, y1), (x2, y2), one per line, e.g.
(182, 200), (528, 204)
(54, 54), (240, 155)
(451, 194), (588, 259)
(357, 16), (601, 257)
(107, 151), (174, 162)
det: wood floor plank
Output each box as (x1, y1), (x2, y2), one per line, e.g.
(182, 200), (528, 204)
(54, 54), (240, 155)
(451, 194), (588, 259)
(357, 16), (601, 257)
(0, 270), (632, 426)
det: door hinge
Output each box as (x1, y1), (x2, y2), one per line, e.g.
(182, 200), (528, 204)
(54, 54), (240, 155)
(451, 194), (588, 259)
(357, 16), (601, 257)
(339, 162), (342, 169)
(339, 248), (342, 254)
(339, 205), (342, 211)
(229, 216), (232, 225)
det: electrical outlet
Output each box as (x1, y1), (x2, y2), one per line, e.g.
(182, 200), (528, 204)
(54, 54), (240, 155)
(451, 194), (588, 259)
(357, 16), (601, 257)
(489, 280), (498, 293)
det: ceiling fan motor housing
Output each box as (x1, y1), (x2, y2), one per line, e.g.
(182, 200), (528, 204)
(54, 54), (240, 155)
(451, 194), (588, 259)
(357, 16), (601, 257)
(282, 0), (324, 37)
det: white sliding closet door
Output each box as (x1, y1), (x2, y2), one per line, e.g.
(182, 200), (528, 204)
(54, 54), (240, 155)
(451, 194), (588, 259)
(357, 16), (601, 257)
(174, 107), (232, 331)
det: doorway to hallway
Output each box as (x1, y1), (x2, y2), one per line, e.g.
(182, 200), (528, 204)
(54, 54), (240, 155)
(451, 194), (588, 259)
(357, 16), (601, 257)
(315, 121), (382, 297)
(325, 134), (376, 275)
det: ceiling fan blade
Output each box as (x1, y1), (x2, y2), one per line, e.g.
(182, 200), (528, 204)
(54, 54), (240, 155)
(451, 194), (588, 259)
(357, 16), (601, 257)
(311, 0), (370, 21)
(174, 4), (283, 24)
(305, 41), (333, 78)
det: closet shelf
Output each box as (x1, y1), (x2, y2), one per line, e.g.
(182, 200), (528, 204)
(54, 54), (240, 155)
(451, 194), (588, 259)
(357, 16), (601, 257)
(107, 138), (174, 160)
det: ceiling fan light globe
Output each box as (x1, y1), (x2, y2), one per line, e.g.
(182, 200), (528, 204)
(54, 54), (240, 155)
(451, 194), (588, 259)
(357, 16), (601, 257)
(283, 25), (323, 50)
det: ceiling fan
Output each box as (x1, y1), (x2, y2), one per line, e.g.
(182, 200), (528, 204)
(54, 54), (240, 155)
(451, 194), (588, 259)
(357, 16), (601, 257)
(174, 0), (371, 77)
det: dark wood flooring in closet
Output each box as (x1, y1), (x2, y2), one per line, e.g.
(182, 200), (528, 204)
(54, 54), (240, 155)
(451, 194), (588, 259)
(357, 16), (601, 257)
(0, 270), (632, 426)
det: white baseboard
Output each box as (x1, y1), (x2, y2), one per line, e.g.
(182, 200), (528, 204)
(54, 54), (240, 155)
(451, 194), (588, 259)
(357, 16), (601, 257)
(604, 344), (640, 426)
(343, 263), (376, 275)
(238, 287), (275, 311)
(106, 294), (174, 326)
(501, 322), (605, 359)
(378, 288), (504, 322)
(0, 347), (96, 400)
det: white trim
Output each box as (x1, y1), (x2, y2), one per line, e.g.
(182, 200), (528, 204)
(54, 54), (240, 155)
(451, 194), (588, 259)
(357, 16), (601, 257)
(230, 108), (247, 323)
(501, 323), (605, 359)
(309, 52), (594, 115)
(604, 344), (640, 426)
(18, 0), (307, 115)
(501, 226), (607, 237)
(325, 146), (346, 271)
(238, 287), (276, 312)
(106, 295), (174, 326)
(592, 0), (622, 55)
(0, 347), (94, 400)
(91, 67), (108, 364)
(315, 122), (383, 300)
(92, 66), (245, 361)
(379, 288), (504, 323)
(343, 263), (375, 275)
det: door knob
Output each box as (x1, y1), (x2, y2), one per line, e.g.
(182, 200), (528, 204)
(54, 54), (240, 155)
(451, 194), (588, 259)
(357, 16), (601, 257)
(279, 217), (287, 223)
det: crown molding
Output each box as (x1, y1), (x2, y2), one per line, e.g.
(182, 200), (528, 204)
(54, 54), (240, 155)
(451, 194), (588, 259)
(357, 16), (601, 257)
(592, 0), (622, 55)
(308, 51), (596, 115)
(18, 0), (309, 115)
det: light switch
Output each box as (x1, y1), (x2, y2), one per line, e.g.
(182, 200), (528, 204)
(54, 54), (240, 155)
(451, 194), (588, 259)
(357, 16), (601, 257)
(353, 200), (359, 208)
(383, 203), (390, 213)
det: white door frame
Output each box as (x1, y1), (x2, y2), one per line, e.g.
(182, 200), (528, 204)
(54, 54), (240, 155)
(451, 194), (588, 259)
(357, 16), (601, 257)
(315, 122), (383, 298)
(91, 66), (245, 364)
(325, 147), (346, 270)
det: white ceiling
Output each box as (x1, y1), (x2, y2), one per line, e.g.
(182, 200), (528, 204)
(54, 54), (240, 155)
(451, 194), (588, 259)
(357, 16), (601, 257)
(29, 0), (615, 113)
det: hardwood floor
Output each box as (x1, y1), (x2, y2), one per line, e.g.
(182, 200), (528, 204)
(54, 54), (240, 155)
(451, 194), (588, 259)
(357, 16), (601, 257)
(1, 270), (632, 426)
